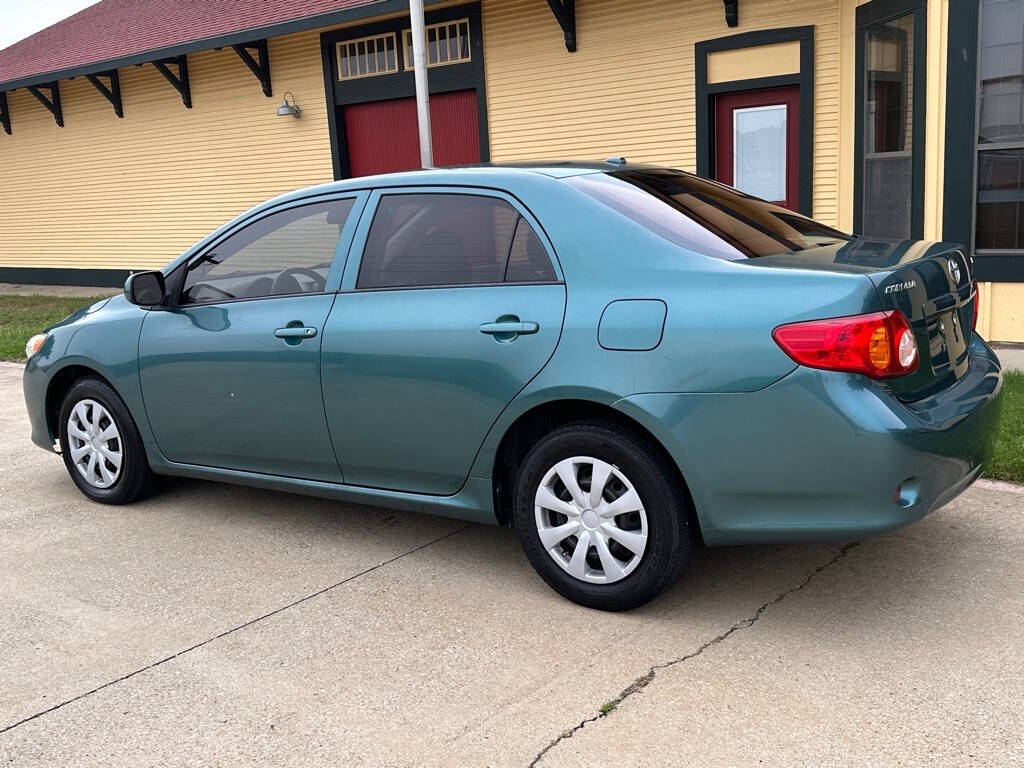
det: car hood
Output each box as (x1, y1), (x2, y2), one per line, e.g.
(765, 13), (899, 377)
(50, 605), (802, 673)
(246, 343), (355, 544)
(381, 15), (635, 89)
(45, 295), (117, 333)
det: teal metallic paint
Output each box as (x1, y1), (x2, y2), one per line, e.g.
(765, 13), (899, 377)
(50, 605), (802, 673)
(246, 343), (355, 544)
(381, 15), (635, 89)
(613, 336), (1002, 545)
(598, 299), (667, 351)
(24, 295), (153, 450)
(144, 453), (498, 525)
(21, 164), (1006, 543)
(321, 283), (566, 494)
(138, 293), (343, 481)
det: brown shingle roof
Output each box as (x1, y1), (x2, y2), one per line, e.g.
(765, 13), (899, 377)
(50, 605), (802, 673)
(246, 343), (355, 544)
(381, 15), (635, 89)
(0, 0), (385, 89)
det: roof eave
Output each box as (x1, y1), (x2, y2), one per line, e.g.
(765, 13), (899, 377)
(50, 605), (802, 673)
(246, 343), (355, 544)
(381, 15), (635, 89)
(0, 0), (433, 92)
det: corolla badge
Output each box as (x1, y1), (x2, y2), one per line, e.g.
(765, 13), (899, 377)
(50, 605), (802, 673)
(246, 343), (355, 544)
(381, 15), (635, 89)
(884, 279), (916, 294)
(949, 257), (961, 284)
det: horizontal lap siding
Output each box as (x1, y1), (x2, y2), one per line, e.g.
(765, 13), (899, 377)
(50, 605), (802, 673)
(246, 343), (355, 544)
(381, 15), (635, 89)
(0, 29), (334, 271)
(482, 0), (842, 227)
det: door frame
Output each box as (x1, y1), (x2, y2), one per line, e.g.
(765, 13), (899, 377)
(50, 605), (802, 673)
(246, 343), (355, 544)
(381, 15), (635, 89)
(319, 2), (490, 180)
(714, 86), (801, 210)
(167, 190), (371, 305)
(338, 185), (565, 291)
(853, 0), (927, 239)
(695, 26), (815, 216)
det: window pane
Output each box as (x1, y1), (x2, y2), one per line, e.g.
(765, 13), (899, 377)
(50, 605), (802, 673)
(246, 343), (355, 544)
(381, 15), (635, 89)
(979, 0), (1024, 143)
(505, 218), (556, 282)
(358, 195), (519, 288)
(568, 170), (849, 260)
(733, 105), (787, 201)
(182, 200), (354, 304)
(427, 27), (439, 65)
(862, 13), (915, 239)
(976, 149), (1024, 249)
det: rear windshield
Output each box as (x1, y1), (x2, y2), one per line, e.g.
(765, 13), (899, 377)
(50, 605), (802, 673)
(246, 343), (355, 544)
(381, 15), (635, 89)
(567, 169), (850, 260)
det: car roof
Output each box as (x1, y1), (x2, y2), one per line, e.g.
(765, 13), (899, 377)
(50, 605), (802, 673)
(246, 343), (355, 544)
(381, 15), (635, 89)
(264, 161), (665, 207)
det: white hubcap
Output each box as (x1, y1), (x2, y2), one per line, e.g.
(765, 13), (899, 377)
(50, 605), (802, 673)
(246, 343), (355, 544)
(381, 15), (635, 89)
(534, 456), (648, 584)
(67, 399), (122, 489)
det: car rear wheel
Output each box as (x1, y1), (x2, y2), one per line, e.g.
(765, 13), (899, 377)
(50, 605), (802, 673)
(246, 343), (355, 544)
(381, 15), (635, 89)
(512, 421), (693, 611)
(58, 377), (157, 504)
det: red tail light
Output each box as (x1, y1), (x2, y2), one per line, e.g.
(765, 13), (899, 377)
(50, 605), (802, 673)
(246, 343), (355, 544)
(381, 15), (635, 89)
(972, 283), (979, 331)
(772, 310), (919, 379)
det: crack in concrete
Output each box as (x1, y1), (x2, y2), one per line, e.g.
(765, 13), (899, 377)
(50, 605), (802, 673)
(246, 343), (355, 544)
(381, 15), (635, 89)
(527, 542), (860, 767)
(0, 523), (473, 736)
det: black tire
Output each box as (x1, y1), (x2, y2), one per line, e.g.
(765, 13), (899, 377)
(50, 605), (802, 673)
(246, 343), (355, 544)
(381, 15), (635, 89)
(512, 420), (694, 611)
(58, 377), (158, 504)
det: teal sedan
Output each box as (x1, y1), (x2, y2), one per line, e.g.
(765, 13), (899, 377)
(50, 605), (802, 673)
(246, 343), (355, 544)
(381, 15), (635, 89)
(22, 163), (1003, 610)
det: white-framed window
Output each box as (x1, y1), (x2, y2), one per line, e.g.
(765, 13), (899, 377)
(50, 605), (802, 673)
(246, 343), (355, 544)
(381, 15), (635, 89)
(402, 19), (471, 70)
(337, 32), (399, 80)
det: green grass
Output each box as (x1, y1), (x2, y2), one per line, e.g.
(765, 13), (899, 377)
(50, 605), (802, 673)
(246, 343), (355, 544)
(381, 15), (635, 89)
(988, 370), (1024, 484)
(0, 294), (108, 362)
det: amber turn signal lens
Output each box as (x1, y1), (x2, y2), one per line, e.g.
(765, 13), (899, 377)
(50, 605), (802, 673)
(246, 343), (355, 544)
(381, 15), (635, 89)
(867, 326), (891, 370)
(772, 310), (918, 379)
(25, 333), (47, 360)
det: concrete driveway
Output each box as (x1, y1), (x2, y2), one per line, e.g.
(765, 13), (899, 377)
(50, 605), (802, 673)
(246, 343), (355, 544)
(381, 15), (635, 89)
(1, 363), (1022, 767)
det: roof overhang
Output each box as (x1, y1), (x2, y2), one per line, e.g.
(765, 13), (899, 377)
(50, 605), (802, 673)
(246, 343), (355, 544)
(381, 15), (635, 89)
(0, 0), (446, 92)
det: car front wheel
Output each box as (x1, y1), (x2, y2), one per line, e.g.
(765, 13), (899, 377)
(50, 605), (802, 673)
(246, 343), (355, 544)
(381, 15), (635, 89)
(58, 377), (157, 504)
(512, 421), (694, 611)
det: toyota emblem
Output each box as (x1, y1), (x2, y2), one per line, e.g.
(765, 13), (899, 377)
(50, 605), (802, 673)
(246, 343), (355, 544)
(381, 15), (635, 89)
(949, 257), (962, 284)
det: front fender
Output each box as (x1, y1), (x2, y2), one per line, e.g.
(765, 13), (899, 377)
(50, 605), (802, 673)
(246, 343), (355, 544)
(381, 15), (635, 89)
(28, 297), (153, 447)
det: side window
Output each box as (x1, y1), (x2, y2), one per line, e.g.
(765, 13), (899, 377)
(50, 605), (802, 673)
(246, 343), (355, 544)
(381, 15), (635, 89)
(181, 199), (355, 304)
(357, 194), (519, 288)
(505, 217), (556, 282)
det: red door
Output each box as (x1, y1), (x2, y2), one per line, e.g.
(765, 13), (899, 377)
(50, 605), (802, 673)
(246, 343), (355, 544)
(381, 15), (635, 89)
(343, 89), (481, 177)
(714, 86), (799, 210)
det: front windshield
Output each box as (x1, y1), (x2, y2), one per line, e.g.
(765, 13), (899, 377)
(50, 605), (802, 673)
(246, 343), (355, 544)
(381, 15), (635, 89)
(568, 168), (851, 260)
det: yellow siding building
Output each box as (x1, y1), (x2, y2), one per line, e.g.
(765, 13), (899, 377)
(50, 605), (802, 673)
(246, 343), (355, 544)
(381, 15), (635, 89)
(1, 0), (1022, 341)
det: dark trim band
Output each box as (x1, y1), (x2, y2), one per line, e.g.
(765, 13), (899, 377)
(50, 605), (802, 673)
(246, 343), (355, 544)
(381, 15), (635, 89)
(942, 0), (979, 263)
(853, 0), (927, 239)
(974, 254), (1024, 283)
(694, 26), (815, 217)
(0, 267), (131, 288)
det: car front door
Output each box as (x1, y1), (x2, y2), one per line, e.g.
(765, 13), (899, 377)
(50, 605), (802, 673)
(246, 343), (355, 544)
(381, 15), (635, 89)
(321, 188), (566, 495)
(139, 193), (366, 481)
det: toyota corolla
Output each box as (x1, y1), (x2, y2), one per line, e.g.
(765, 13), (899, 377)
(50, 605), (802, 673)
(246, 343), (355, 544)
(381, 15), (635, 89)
(22, 163), (1003, 610)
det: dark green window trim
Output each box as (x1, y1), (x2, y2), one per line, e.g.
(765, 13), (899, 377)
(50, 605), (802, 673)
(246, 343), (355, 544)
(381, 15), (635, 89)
(694, 26), (815, 217)
(0, 268), (130, 288)
(943, 0), (1024, 282)
(854, 0), (927, 240)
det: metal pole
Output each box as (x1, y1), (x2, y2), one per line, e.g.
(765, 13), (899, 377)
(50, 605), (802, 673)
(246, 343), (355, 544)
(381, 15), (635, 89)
(409, 0), (433, 167)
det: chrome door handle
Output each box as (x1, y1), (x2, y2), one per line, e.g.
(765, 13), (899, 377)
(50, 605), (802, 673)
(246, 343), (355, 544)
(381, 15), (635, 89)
(479, 321), (539, 336)
(274, 326), (317, 339)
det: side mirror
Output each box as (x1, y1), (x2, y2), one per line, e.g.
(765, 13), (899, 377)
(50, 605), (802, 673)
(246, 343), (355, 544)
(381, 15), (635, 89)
(124, 271), (167, 306)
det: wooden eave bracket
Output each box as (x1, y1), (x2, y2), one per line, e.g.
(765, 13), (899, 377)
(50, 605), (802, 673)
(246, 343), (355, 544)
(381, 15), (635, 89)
(232, 39), (272, 97)
(546, 0), (576, 52)
(724, 0), (738, 27)
(27, 82), (63, 127)
(85, 69), (123, 117)
(153, 55), (192, 108)
(0, 92), (10, 135)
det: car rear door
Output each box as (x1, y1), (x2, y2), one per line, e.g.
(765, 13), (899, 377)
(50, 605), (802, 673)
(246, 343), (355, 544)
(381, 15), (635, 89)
(321, 187), (566, 495)
(138, 193), (366, 482)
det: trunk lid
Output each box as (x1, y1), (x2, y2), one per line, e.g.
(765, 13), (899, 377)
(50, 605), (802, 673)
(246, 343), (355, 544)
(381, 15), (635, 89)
(755, 239), (977, 401)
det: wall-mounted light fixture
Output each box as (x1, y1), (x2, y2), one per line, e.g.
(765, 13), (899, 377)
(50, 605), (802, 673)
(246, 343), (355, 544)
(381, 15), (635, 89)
(276, 91), (301, 119)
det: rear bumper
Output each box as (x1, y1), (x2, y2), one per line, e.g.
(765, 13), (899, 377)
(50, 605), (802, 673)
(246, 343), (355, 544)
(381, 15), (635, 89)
(616, 335), (1004, 546)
